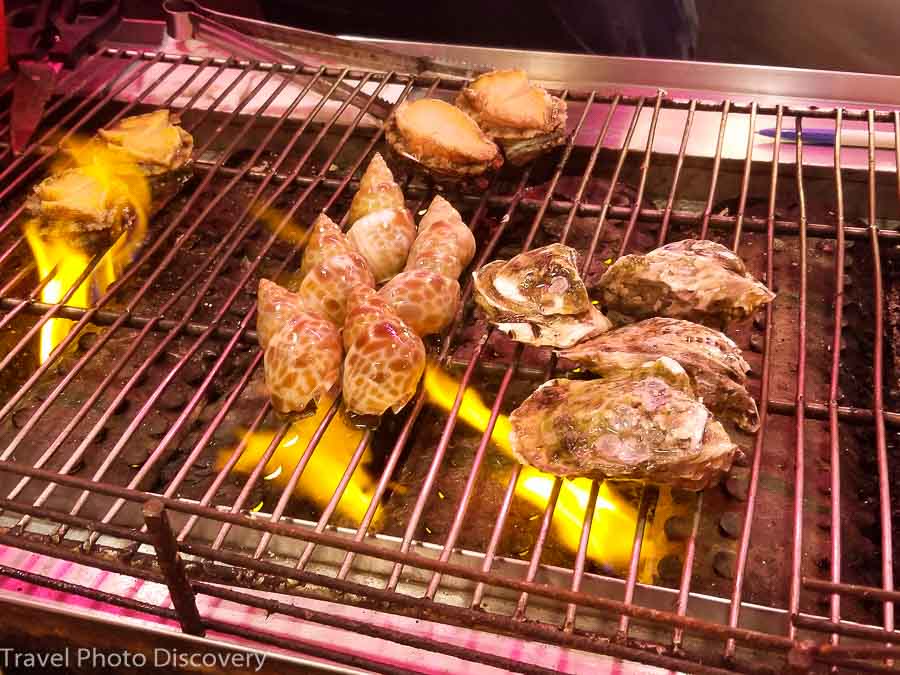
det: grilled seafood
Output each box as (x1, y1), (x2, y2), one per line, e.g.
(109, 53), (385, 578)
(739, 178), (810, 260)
(509, 357), (739, 490)
(256, 278), (306, 349)
(561, 317), (759, 431)
(405, 195), (476, 279)
(378, 269), (461, 336)
(473, 243), (611, 348)
(27, 110), (193, 250)
(343, 285), (426, 416)
(264, 311), (343, 414)
(347, 152), (405, 225)
(298, 213), (354, 281)
(386, 98), (503, 178)
(598, 239), (775, 328)
(456, 69), (568, 165)
(297, 250), (375, 326)
(96, 110), (193, 176)
(346, 207), (417, 283)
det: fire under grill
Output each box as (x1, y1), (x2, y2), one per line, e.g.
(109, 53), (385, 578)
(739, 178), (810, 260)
(1, 46), (900, 674)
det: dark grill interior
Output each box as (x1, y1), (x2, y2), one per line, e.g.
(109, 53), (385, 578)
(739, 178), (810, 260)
(0, 49), (899, 674)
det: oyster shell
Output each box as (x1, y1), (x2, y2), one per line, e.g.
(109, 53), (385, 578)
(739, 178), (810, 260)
(456, 70), (568, 165)
(264, 311), (342, 414)
(385, 99), (503, 178)
(256, 278), (305, 350)
(347, 152), (405, 225)
(378, 269), (461, 336)
(343, 285), (426, 416)
(598, 239), (775, 328)
(473, 243), (611, 348)
(405, 195), (476, 279)
(509, 357), (739, 490)
(346, 207), (417, 283)
(561, 317), (759, 431)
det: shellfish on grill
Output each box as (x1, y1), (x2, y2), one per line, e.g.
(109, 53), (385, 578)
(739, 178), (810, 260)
(509, 357), (739, 490)
(385, 98), (503, 178)
(456, 69), (568, 165)
(561, 317), (760, 432)
(342, 285), (426, 416)
(473, 243), (611, 348)
(598, 239), (775, 329)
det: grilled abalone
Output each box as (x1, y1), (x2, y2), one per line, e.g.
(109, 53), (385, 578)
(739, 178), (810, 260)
(456, 70), (568, 165)
(385, 98), (503, 178)
(509, 357), (739, 490)
(598, 239), (775, 328)
(97, 110), (193, 176)
(27, 110), (193, 251)
(561, 317), (759, 431)
(473, 243), (611, 348)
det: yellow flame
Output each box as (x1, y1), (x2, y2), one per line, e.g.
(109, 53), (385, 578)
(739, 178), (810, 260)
(216, 398), (374, 524)
(25, 138), (150, 363)
(424, 362), (679, 579)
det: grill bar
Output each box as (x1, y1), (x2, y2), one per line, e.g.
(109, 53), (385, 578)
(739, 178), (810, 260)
(788, 116), (810, 639)
(867, 107), (895, 647)
(723, 103), (781, 661)
(2, 48), (900, 673)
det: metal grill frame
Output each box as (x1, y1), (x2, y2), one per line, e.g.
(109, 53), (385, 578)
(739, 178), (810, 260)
(0, 47), (898, 674)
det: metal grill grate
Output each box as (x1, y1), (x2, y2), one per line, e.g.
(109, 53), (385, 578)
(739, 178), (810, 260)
(0, 48), (899, 674)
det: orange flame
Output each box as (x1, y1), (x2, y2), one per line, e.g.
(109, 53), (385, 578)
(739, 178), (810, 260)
(25, 139), (150, 363)
(216, 399), (375, 524)
(424, 363), (678, 579)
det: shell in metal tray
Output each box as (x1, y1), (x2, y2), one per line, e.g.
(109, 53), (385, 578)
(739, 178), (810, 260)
(561, 317), (760, 432)
(598, 239), (775, 329)
(264, 311), (342, 415)
(509, 357), (739, 490)
(342, 286), (425, 416)
(473, 243), (612, 348)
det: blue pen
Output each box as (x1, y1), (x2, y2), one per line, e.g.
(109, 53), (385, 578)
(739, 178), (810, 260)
(758, 127), (893, 148)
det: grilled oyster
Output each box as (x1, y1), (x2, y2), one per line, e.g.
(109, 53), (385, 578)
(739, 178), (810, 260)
(456, 70), (568, 165)
(473, 243), (611, 348)
(386, 99), (503, 178)
(346, 207), (417, 283)
(347, 152), (405, 225)
(405, 195), (476, 279)
(265, 311), (342, 414)
(378, 269), (461, 336)
(257, 278), (305, 349)
(97, 110), (193, 176)
(343, 285), (426, 416)
(561, 318), (759, 431)
(509, 357), (739, 490)
(598, 239), (775, 328)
